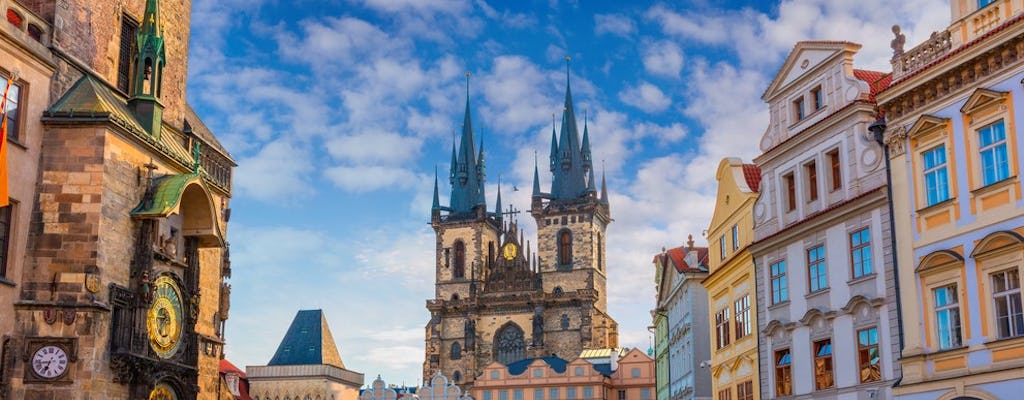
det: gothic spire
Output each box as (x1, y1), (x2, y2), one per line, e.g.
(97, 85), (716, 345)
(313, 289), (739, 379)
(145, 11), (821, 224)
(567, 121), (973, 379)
(128, 0), (167, 137)
(581, 108), (592, 169)
(549, 114), (558, 172)
(532, 153), (542, 197)
(432, 166), (441, 211)
(550, 56), (587, 200)
(494, 177), (503, 222)
(599, 167), (609, 204)
(448, 72), (486, 214)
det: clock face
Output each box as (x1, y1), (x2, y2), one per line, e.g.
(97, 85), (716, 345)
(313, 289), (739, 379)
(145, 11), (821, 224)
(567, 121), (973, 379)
(147, 275), (184, 359)
(149, 382), (179, 400)
(502, 242), (518, 260)
(31, 345), (69, 379)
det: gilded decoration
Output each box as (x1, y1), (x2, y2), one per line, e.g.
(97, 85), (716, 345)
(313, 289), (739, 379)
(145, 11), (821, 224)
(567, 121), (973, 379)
(146, 276), (184, 359)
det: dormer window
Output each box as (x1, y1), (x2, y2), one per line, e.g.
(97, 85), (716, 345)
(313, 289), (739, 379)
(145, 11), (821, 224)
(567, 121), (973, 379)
(794, 97), (806, 121)
(812, 86), (823, 110)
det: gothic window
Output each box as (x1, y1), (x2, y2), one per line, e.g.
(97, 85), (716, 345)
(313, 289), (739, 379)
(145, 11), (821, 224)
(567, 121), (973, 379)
(451, 342), (462, 359)
(453, 370), (461, 383)
(494, 323), (526, 365)
(0, 204), (10, 278)
(117, 14), (139, 93)
(558, 230), (572, 266)
(454, 240), (466, 279)
(597, 233), (603, 271)
(560, 314), (569, 329)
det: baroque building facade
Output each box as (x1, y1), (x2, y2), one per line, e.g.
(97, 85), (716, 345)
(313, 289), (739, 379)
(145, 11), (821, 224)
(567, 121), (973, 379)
(247, 310), (364, 400)
(470, 348), (654, 400)
(1, 0), (235, 399)
(652, 240), (710, 400)
(878, 1), (1024, 399)
(749, 42), (900, 400)
(424, 68), (618, 388)
(702, 158), (761, 400)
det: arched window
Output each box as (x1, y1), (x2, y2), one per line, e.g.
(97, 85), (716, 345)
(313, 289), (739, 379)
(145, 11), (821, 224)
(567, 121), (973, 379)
(494, 323), (526, 365)
(553, 287), (563, 296)
(453, 370), (462, 383)
(558, 230), (572, 266)
(597, 233), (603, 271)
(561, 314), (570, 329)
(451, 341), (462, 359)
(454, 240), (466, 279)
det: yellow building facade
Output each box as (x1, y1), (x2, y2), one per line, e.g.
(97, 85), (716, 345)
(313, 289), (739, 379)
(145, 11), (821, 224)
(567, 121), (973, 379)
(703, 158), (760, 400)
(878, 1), (1024, 399)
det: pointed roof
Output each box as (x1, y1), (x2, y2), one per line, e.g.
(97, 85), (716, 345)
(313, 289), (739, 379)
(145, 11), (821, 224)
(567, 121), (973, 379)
(549, 58), (589, 200)
(532, 156), (542, 197)
(432, 168), (441, 211)
(448, 74), (486, 214)
(762, 41), (861, 101)
(599, 169), (608, 204)
(268, 309), (346, 368)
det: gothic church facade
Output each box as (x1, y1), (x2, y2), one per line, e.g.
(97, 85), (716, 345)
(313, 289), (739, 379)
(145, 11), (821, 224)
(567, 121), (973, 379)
(424, 68), (618, 387)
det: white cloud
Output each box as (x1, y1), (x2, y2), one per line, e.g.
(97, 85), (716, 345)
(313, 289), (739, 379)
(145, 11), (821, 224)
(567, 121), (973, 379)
(641, 40), (685, 78)
(234, 139), (316, 202)
(324, 166), (423, 192)
(618, 82), (672, 113)
(594, 13), (636, 37)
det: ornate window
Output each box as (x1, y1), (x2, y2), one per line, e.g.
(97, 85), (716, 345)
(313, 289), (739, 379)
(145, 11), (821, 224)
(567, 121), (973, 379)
(451, 341), (461, 359)
(558, 230), (572, 266)
(453, 240), (465, 279)
(770, 260), (788, 304)
(850, 228), (872, 278)
(560, 314), (569, 329)
(813, 339), (834, 390)
(453, 370), (461, 383)
(774, 349), (792, 396)
(808, 245), (828, 292)
(734, 295), (750, 339)
(494, 323), (525, 365)
(922, 145), (950, 206)
(978, 120), (1010, 186)
(991, 269), (1023, 339)
(117, 15), (139, 93)
(934, 284), (963, 349)
(715, 307), (730, 349)
(857, 327), (881, 383)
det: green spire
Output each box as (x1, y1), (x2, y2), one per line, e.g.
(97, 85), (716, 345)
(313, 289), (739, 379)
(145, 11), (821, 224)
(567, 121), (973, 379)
(128, 0), (166, 138)
(549, 114), (558, 172)
(449, 138), (457, 185)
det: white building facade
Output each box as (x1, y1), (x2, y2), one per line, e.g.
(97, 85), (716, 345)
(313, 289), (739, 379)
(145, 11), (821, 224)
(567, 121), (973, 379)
(749, 42), (901, 400)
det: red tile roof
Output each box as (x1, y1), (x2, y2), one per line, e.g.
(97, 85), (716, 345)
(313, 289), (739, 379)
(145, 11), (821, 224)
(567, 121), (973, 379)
(219, 359), (252, 400)
(853, 69), (892, 102)
(741, 164), (761, 192)
(654, 246), (709, 273)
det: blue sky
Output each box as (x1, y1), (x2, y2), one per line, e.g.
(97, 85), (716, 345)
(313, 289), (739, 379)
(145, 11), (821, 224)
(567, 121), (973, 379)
(185, 0), (950, 386)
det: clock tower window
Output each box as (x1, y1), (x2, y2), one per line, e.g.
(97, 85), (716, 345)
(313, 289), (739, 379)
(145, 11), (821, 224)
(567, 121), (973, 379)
(453, 240), (466, 279)
(558, 229), (573, 267)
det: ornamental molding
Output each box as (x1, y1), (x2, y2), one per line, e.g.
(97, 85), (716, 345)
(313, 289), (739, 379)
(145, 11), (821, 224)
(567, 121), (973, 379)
(881, 31), (1024, 120)
(884, 126), (909, 157)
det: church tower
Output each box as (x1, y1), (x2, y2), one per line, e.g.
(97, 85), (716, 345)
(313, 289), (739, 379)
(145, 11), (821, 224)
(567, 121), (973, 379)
(424, 65), (617, 389)
(530, 58), (617, 352)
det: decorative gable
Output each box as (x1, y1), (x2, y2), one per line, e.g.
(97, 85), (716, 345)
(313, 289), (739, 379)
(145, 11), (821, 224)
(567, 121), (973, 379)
(960, 88), (1008, 114)
(762, 41), (861, 101)
(906, 114), (950, 139)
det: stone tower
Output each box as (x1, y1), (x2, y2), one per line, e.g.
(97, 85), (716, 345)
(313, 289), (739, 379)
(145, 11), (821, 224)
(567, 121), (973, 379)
(424, 66), (617, 389)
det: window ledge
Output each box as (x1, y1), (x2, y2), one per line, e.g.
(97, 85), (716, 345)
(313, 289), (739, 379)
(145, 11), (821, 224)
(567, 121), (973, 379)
(971, 175), (1017, 196)
(7, 136), (27, 151)
(0, 276), (15, 287)
(805, 288), (831, 300)
(847, 273), (877, 285)
(984, 333), (1024, 350)
(916, 197), (956, 214)
(787, 106), (828, 129)
(768, 300), (791, 311)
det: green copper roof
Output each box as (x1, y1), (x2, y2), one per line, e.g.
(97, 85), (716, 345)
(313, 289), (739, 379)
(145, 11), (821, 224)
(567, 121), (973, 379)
(130, 173), (201, 217)
(46, 76), (148, 134)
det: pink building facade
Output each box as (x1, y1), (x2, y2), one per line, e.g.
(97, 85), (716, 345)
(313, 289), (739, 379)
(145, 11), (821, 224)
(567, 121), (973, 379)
(470, 349), (654, 400)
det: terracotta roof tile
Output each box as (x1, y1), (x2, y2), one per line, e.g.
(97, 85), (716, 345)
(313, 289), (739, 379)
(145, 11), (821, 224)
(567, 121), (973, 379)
(742, 164), (761, 192)
(655, 245), (708, 273)
(853, 69), (892, 102)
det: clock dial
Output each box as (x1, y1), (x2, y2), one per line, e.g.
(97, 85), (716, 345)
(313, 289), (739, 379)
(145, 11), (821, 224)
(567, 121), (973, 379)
(31, 345), (69, 379)
(149, 382), (179, 400)
(502, 242), (518, 260)
(147, 275), (184, 359)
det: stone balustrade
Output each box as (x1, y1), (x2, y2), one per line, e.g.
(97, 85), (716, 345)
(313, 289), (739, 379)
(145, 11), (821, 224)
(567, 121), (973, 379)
(891, 30), (952, 80)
